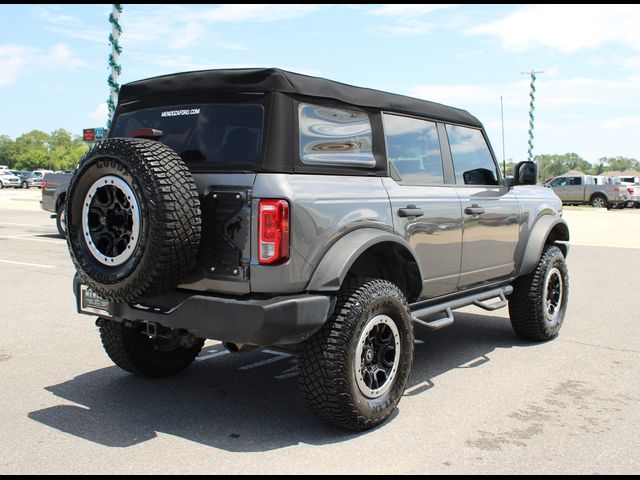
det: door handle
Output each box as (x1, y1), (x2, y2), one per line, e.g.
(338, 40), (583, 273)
(464, 204), (485, 215)
(398, 206), (424, 217)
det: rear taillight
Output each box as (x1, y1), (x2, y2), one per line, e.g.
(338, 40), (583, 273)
(628, 187), (634, 195)
(41, 180), (46, 191)
(258, 199), (289, 265)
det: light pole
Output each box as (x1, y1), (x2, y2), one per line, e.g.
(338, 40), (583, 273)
(107, 4), (123, 131)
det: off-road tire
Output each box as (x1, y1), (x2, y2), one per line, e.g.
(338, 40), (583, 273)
(97, 318), (204, 378)
(66, 138), (201, 303)
(509, 244), (569, 341)
(298, 277), (414, 431)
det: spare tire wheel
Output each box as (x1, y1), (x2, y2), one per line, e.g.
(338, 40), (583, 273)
(66, 138), (201, 303)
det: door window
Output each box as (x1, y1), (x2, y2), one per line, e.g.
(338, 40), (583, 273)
(446, 125), (499, 185)
(382, 113), (444, 185)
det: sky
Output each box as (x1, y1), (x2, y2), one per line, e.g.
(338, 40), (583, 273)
(1, 3), (639, 164)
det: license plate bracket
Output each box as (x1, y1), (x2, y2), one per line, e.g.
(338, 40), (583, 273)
(79, 284), (111, 317)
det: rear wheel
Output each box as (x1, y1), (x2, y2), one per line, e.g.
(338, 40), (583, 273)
(298, 278), (414, 431)
(591, 195), (606, 208)
(97, 318), (204, 378)
(22, 181), (28, 189)
(56, 202), (67, 239)
(508, 244), (569, 341)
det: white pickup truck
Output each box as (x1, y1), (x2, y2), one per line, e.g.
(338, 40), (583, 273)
(617, 176), (640, 208)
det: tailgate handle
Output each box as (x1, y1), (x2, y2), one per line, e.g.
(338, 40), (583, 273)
(464, 204), (485, 215)
(398, 206), (424, 217)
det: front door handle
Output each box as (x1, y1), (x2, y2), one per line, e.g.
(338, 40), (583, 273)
(398, 205), (424, 217)
(464, 204), (485, 215)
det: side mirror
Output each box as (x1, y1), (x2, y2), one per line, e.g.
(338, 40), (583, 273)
(515, 161), (537, 185)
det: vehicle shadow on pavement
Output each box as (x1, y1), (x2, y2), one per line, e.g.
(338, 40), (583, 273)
(28, 311), (531, 452)
(407, 311), (529, 396)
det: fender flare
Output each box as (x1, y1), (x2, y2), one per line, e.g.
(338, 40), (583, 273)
(306, 228), (424, 292)
(518, 216), (570, 276)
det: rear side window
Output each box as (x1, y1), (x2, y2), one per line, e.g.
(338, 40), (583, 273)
(382, 113), (444, 185)
(446, 125), (499, 185)
(111, 104), (264, 171)
(298, 103), (375, 167)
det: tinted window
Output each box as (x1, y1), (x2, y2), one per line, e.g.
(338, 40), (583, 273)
(298, 103), (375, 167)
(549, 177), (567, 187)
(446, 125), (498, 185)
(383, 114), (444, 184)
(111, 104), (264, 170)
(569, 176), (582, 186)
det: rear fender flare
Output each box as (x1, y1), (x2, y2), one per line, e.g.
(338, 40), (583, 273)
(306, 228), (423, 292)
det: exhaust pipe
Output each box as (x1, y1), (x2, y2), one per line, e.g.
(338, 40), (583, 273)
(222, 342), (257, 353)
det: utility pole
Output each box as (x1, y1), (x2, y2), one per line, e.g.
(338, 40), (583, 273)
(107, 4), (123, 131)
(521, 70), (543, 176)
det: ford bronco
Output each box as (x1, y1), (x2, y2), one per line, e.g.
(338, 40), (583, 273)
(65, 68), (570, 431)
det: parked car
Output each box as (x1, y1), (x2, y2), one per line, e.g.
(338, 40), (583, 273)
(544, 174), (627, 209)
(622, 184), (640, 209)
(64, 68), (570, 431)
(9, 170), (41, 189)
(40, 172), (72, 237)
(0, 170), (21, 189)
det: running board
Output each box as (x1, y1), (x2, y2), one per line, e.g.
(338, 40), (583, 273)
(411, 285), (513, 331)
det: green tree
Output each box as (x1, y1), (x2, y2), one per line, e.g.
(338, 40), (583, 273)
(598, 156), (640, 172)
(0, 129), (88, 171)
(535, 153), (594, 181)
(0, 135), (18, 167)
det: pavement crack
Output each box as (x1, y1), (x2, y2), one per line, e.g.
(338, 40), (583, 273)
(559, 339), (640, 355)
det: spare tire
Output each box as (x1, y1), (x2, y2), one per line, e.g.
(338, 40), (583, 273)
(66, 138), (201, 303)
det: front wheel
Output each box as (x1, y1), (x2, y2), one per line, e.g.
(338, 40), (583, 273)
(98, 318), (204, 378)
(22, 181), (28, 189)
(298, 278), (414, 431)
(508, 244), (569, 341)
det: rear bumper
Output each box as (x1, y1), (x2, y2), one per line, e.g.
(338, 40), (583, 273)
(73, 275), (334, 346)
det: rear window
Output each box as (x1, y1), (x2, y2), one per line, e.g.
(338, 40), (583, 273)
(111, 104), (264, 171)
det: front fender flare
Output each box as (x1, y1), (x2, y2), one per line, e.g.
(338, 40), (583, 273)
(518, 216), (570, 276)
(306, 228), (423, 292)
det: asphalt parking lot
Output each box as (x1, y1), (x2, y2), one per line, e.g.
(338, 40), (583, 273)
(1, 188), (639, 474)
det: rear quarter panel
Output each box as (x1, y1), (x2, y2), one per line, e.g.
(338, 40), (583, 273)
(250, 173), (394, 293)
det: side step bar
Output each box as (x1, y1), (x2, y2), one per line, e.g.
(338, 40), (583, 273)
(411, 285), (513, 331)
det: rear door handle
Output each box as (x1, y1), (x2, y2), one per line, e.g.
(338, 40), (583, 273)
(464, 204), (485, 215)
(398, 206), (424, 217)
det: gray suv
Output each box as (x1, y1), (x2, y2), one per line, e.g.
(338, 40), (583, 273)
(65, 68), (570, 431)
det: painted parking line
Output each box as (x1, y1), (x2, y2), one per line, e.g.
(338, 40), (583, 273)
(0, 235), (65, 245)
(0, 222), (54, 228)
(0, 259), (55, 269)
(237, 349), (292, 370)
(196, 349), (230, 362)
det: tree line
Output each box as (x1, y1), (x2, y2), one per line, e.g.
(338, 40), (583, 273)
(0, 130), (88, 171)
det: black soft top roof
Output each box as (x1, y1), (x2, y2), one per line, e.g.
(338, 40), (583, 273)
(119, 68), (482, 128)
